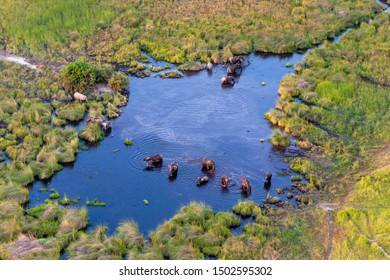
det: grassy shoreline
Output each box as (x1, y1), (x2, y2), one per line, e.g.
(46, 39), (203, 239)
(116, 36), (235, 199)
(264, 13), (390, 259)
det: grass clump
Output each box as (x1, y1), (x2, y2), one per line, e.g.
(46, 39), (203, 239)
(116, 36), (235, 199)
(270, 130), (290, 147)
(124, 138), (133, 146)
(49, 190), (60, 200)
(159, 71), (183, 79)
(291, 175), (302, 182)
(79, 123), (103, 143)
(58, 195), (79, 206)
(232, 201), (260, 218)
(116, 221), (144, 252)
(178, 62), (205, 72)
(56, 102), (86, 122)
(86, 199), (106, 207)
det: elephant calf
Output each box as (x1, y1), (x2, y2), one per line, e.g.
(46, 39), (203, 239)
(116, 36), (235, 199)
(221, 76), (235, 86)
(196, 176), (209, 186)
(144, 154), (163, 170)
(202, 158), (216, 173)
(241, 176), (252, 194)
(168, 162), (178, 178)
(264, 171), (272, 190)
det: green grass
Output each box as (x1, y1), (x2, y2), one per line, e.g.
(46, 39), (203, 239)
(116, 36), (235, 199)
(79, 123), (103, 143)
(1, 0), (381, 64)
(124, 138), (133, 146)
(266, 13), (390, 189)
(0, 0), (119, 62)
(56, 103), (86, 122)
(331, 167), (390, 259)
(58, 195), (79, 206)
(270, 130), (290, 147)
(86, 199), (106, 207)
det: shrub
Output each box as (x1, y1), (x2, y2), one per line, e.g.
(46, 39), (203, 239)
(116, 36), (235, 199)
(60, 60), (96, 92)
(108, 72), (129, 92)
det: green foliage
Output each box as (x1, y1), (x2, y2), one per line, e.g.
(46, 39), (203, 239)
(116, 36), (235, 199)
(87, 199), (106, 207)
(60, 60), (96, 92)
(124, 138), (133, 146)
(270, 130), (290, 147)
(58, 195), (79, 206)
(56, 102), (86, 122)
(232, 201), (260, 217)
(332, 167), (390, 259)
(108, 72), (129, 92)
(79, 123), (104, 143)
(178, 62), (205, 72)
(116, 221), (144, 251)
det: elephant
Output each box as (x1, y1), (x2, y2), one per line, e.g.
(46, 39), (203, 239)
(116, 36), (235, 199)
(74, 92), (87, 102)
(206, 62), (213, 71)
(227, 63), (242, 75)
(101, 121), (112, 133)
(144, 154), (163, 170)
(221, 76), (235, 86)
(221, 176), (230, 188)
(229, 55), (246, 65)
(202, 158), (215, 173)
(168, 162), (179, 178)
(264, 171), (272, 190)
(196, 176), (209, 186)
(241, 176), (252, 194)
(86, 117), (104, 124)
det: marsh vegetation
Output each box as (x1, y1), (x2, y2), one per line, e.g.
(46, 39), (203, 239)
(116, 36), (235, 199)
(0, 0), (389, 260)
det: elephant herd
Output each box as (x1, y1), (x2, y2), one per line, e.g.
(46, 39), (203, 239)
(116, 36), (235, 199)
(143, 154), (272, 195)
(220, 55), (249, 86)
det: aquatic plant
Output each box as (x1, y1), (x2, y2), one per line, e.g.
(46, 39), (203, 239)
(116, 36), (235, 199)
(159, 71), (183, 79)
(49, 191), (60, 200)
(86, 199), (106, 207)
(124, 138), (133, 146)
(178, 62), (205, 72)
(58, 195), (79, 206)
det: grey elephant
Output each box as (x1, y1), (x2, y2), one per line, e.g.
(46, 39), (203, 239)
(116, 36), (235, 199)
(221, 76), (235, 86)
(144, 154), (163, 170)
(168, 162), (178, 178)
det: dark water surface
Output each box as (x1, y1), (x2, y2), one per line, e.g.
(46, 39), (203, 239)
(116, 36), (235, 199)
(29, 51), (315, 236)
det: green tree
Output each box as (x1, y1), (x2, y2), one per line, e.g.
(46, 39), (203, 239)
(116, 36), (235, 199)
(60, 60), (96, 92)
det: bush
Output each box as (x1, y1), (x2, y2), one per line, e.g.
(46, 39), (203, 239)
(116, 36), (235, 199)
(60, 60), (96, 92)
(108, 72), (129, 92)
